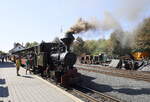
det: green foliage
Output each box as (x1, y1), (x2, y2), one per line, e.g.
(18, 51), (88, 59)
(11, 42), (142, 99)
(0, 51), (3, 54)
(25, 42), (31, 48)
(83, 40), (97, 54)
(25, 41), (39, 48)
(0, 50), (6, 54)
(72, 37), (111, 56)
(93, 39), (111, 55)
(134, 18), (150, 51)
(110, 30), (132, 56)
(73, 37), (88, 55)
(72, 18), (150, 56)
(110, 30), (123, 55)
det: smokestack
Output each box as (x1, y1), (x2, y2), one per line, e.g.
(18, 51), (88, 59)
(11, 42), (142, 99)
(61, 33), (75, 51)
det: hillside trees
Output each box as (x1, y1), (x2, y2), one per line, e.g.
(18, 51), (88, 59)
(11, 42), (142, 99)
(71, 17), (150, 56)
(110, 30), (132, 56)
(72, 37), (111, 56)
(73, 37), (88, 55)
(134, 18), (150, 51)
(97, 39), (111, 54)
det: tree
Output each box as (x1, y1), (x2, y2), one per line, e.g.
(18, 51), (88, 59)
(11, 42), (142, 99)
(25, 41), (39, 48)
(110, 31), (122, 55)
(93, 39), (112, 55)
(73, 37), (114, 56)
(0, 50), (6, 55)
(72, 37), (89, 55)
(0, 51), (2, 53)
(83, 40), (97, 55)
(31, 41), (39, 47)
(110, 30), (132, 56)
(134, 18), (150, 51)
(25, 42), (31, 48)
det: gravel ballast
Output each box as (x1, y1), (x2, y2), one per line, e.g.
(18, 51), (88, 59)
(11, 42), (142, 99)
(79, 70), (150, 102)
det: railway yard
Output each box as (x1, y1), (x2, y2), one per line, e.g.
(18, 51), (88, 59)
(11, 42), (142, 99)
(75, 63), (150, 102)
(75, 64), (150, 82)
(0, 1), (150, 102)
(0, 61), (150, 102)
(0, 32), (150, 102)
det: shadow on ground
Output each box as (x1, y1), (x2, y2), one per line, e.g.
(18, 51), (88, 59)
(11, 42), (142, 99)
(80, 74), (150, 95)
(116, 88), (150, 95)
(0, 79), (6, 85)
(0, 62), (15, 68)
(20, 75), (34, 79)
(0, 86), (9, 97)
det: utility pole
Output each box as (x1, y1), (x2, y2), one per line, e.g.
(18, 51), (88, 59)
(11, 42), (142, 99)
(60, 25), (63, 33)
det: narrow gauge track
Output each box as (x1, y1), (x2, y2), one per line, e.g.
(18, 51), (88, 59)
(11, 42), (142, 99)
(36, 72), (123, 102)
(75, 64), (150, 76)
(72, 86), (124, 102)
(76, 65), (150, 82)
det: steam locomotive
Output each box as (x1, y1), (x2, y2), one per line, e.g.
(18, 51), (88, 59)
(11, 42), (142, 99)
(11, 33), (80, 87)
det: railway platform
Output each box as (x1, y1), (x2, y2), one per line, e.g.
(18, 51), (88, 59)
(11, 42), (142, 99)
(0, 62), (83, 102)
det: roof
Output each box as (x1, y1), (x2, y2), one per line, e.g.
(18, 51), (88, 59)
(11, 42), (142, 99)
(9, 43), (25, 54)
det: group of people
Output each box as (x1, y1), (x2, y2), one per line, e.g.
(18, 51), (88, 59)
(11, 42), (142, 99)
(0, 55), (8, 63)
(15, 55), (32, 76)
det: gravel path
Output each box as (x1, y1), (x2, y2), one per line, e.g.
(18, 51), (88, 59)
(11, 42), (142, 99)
(79, 70), (150, 102)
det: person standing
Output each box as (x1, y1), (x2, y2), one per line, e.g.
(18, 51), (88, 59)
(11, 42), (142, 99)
(16, 56), (21, 76)
(0, 55), (1, 62)
(26, 58), (31, 74)
(5, 55), (7, 62)
(2, 56), (4, 63)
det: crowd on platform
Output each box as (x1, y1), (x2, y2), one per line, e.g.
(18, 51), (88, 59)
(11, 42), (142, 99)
(0, 55), (8, 63)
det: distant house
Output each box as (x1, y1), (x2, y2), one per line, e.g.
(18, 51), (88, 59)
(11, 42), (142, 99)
(9, 43), (25, 54)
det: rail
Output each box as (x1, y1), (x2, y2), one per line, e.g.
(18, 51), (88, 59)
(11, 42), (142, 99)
(72, 86), (124, 102)
(76, 64), (150, 82)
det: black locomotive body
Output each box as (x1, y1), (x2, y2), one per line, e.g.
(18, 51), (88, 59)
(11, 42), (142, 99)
(11, 33), (80, 87)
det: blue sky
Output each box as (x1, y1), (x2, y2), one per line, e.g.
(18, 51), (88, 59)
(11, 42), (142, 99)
(0, 0), (150, 52)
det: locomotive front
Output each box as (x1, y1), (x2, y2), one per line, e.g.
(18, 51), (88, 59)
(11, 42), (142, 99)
(50, 33), (80, 87)
(51, 33), (77, 69)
